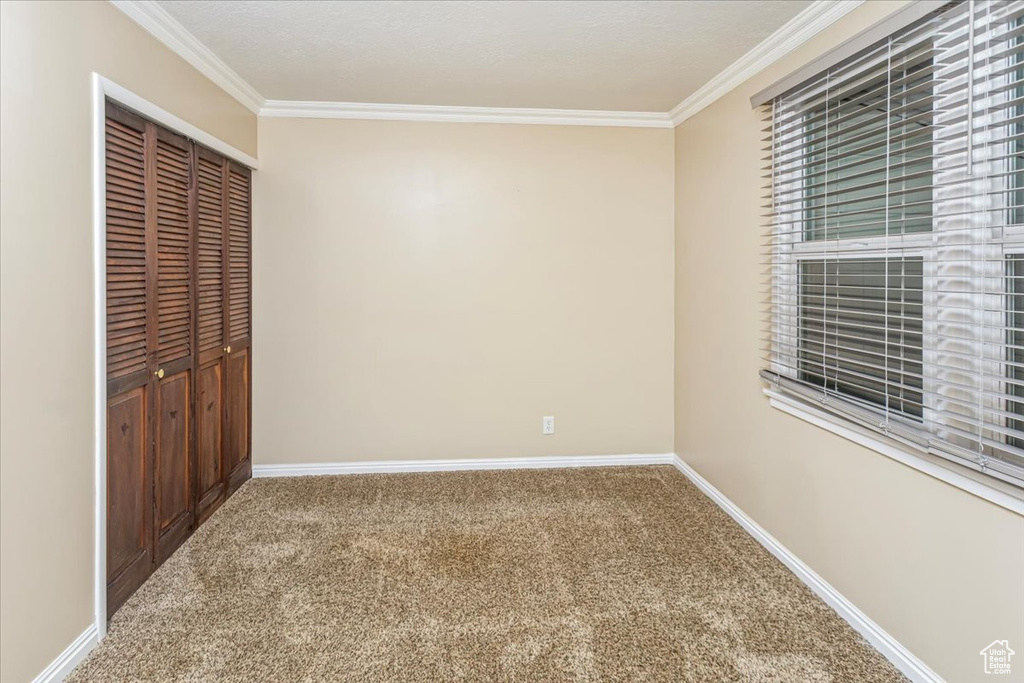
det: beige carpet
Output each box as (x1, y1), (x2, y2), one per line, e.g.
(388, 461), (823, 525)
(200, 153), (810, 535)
(69, 466), (905, 682)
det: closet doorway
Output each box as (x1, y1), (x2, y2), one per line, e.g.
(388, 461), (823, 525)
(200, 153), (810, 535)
(104, 100), (252, 617)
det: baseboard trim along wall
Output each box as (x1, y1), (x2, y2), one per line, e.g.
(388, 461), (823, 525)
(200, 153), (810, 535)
(252, 453), (676, 478)
(670, 455), (942, 683)
(31, 624), (98, 683)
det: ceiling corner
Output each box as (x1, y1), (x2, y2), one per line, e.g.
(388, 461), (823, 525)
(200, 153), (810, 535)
(668, 0), (865, 127)
(109, 0), (266, 114)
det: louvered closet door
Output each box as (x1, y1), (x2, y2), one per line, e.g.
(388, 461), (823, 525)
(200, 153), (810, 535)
(225, 161), (252, 494)
(194, 146), (228, 522)
(152, 125), (194, 564)
(105, 103), (154, 617)
(106, 102), (198, 615)
(106, 101), (252, 616)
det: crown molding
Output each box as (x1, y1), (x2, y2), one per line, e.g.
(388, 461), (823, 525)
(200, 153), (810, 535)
(109, 0), (265, 114)
(669, 0), (865, 126)
(110, 0), (862, 128)
(260, 100), (673, 128)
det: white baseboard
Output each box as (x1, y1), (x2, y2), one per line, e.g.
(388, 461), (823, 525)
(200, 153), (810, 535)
(670, 455), (942, 683)
(253, 453), (676, 478)
(31, 624), (97, 683)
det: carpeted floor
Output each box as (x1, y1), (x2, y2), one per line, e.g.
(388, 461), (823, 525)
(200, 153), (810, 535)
(69, 466), (905, 682)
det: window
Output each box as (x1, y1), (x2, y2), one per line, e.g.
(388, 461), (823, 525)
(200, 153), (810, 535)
(798, 258), (924, 418)
(1009, 254), (1024, 449)
(763, 0), (1024, 488)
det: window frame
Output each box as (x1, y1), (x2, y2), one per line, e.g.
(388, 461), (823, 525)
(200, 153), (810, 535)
(775, 84), (935, 432)
(768, 12), (1024, 496)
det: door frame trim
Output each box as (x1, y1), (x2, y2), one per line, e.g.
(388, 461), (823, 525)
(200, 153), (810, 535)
(91, 73), (257, 639)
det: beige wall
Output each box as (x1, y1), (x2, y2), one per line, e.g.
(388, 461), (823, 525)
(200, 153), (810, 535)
(673, 2), (1024, 681)
(0, 2), (257, 681)
(253, 118), (674, 464)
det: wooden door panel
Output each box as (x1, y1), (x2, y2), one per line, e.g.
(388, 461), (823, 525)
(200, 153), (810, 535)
(197, 358), (225, 520)
(152, 125), (194, 565)
(155, 369), (191, 562)
(226, 347), (250, 493)
(107, 386), (151, 615)
(106, 102), (154, 618)
(195, 147), (228, 523)
(107, 387), (149, 576)
(224, 162), (252, 495)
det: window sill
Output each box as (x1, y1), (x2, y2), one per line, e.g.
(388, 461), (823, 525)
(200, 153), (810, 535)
(764, 389), (1024, 516)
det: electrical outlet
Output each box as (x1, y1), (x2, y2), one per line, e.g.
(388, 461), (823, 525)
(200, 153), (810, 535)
(542, 416), (555, 435)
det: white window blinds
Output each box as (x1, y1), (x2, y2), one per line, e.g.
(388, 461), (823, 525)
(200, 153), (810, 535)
(762, 0), (1024, 487)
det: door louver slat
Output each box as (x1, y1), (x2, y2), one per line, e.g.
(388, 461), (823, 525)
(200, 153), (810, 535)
(156, 137), (192, 365)
(227, 168), (250, 341)
(197, 157), (224, 353)
(106, 117), (147, 382)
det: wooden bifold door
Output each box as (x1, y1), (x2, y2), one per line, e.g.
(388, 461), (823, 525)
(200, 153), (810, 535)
(105, 101), (251, 617)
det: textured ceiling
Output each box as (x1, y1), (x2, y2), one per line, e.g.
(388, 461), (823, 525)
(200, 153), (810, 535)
(158, 0), (812, 112)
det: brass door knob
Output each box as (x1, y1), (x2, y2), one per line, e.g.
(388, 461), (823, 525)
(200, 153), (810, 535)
(154, 368), (165, 379)
(224, 345), (232, 354)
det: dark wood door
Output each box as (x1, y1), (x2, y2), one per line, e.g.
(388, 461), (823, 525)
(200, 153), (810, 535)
(105, 103), (160, 617)
(152, 125), (195, 563)
(225, 162), (252, 494)
(106, 382), (151, 617)
(194, 147), (228, 522)
(226, 347), (251, 491)
(105, 104), (197, 613)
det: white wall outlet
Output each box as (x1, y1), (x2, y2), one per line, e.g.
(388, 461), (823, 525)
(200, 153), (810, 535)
(542, 416), (555, 435)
